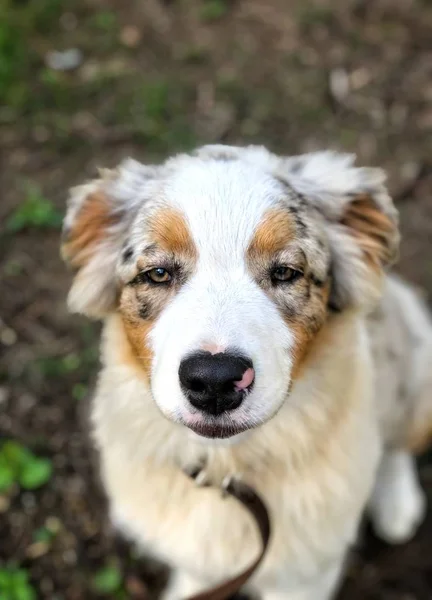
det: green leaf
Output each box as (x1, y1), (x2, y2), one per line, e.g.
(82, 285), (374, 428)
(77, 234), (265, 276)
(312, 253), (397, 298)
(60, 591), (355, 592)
(92, 565), (123, 594)
(10, 570), (28, 586)
(200, 0), (228, 21)
(12, 583), (37, 600)
(2, 441), (32, 470)
(19, 458), (53, 490)
(0, 568), (36, 599)
(91, 11), (117, 32)
(33, 525), (56, 544)
(0, 461), (15, 492)
(61, 353), (81, 372)
(72, 383), (88, 401)
(6, 184), (62, 232)
(0, 569), (11, 588)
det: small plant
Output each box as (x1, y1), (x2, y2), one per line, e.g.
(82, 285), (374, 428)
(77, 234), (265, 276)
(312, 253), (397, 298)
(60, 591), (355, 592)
(5, 183), (62, 232)
(90, 10), (118, 32)
(72, 383), (88, 401)
(200, 0), (229, 21)
(0, 0), (63, 108)
(0, 440), (53, 494)
(0, 567), (37, 600)
(91, 564), (123, 596)
(139, 81), (170, 121)
(32, 521), (59, 545)
(35, 352), (82, 379)
(297, 6), (334, 30)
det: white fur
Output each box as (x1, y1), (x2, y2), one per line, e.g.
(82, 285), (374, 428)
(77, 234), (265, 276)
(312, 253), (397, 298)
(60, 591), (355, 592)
(369, 450), (426, 544)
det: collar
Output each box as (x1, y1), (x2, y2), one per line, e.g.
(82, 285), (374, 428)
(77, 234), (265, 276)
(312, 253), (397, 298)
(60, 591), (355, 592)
(182, 465), (271, 600)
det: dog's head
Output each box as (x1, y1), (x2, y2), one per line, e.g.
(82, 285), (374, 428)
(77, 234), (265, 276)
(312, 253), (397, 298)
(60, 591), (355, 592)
(62, 145), (399, 440)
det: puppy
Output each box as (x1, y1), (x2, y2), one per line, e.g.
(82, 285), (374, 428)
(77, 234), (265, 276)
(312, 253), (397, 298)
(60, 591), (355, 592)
(62, 145), (432, 599)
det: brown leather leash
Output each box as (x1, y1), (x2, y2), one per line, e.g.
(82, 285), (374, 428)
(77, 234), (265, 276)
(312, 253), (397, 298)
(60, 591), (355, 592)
(185, 476), (271, 600)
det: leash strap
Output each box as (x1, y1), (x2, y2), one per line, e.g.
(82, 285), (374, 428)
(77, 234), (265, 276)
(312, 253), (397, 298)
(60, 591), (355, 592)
(185, 478), (271, 600)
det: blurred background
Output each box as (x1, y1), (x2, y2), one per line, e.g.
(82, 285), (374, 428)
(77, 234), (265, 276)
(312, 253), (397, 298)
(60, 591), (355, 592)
(1, 0), (432, 598)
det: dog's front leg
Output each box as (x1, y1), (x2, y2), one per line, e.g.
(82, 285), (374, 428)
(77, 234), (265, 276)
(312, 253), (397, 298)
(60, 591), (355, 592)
(163, 570), (209, 600)
(259, 561), (343, 600)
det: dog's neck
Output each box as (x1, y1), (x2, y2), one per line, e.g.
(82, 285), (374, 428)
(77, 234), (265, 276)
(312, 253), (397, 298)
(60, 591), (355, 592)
(93, 309), (375, 484)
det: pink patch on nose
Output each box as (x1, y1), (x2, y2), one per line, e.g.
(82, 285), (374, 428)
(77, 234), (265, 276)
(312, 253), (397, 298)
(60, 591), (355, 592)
(234, 368), (255, 391)
(201, 343), (226, 355)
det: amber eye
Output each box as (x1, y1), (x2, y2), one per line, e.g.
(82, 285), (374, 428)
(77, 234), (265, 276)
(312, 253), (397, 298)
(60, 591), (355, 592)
(145, 268), (172, 284)
(270, 266), (302, 284)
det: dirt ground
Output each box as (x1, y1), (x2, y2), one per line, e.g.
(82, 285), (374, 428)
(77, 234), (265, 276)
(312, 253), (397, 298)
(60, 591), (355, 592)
(1, 0), (432, 598)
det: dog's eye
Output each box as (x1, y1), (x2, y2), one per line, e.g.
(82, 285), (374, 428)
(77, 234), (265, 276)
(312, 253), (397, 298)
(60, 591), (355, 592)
(145, 268), (172, 284)
(271, 266), (302, 284)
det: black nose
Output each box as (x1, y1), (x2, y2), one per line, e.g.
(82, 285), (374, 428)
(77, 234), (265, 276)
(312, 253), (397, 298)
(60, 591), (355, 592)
(179, 351), (254, 416)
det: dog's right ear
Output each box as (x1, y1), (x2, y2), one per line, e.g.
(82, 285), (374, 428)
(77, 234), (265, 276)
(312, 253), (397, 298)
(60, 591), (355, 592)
(61, 159), (158, 319)
(277, 151), (400, 311)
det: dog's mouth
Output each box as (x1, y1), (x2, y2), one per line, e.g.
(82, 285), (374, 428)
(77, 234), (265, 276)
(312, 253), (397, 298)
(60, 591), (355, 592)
(185, 420), (251, 439)
(179, 413), (252, 439)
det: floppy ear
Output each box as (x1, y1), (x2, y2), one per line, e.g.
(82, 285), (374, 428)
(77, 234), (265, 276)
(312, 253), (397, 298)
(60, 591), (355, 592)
(280, 151), (400, 310)
(61, 159), (158, 318)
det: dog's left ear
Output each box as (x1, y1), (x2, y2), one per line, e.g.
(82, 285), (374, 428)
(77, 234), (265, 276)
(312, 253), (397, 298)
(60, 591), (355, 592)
(280, 151), (400, 310)
(61, 159), (158, 318)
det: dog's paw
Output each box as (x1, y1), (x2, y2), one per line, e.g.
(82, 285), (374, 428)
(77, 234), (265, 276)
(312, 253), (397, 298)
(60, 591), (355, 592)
(370, 459), (427, 544)
(374, 485), (426, 544)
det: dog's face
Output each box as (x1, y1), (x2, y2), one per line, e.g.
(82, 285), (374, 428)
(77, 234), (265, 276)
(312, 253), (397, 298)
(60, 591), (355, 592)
(62, 145), (398, 440)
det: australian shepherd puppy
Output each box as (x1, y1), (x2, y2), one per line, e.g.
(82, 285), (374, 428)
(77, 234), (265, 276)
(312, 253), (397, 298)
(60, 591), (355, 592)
(62, 145), (432, 599)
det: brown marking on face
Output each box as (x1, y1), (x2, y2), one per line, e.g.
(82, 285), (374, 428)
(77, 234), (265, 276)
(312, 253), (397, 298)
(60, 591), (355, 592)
(289, 312), (363, 469)
(119, 282), (158, 377)
(341, 194), (398, 271)
(119, 285), (167, 378)
(288, 281), (331, 381)
(121, 315), (154, 378)
(117, 209), (198, 377)
(104, 313), (150, 377)
(61, 191), (115, 268)
(148, 208), (197, 259)
(248, 208), (331, 381)
(247, 209), (296, 260)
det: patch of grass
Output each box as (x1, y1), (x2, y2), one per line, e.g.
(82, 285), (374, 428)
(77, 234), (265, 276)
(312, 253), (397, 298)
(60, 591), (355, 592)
(178, 44), (209, 65)
(0, 440), (53, 494)
(0, 0), (63, 107)
(297, 6), (334, 30)
(3, 260), (24, 277)
(37, 69), (76, 109)
(338, 128), (358, 147)
(92, 564), (123, 596)
(72, 383), (88, 402)
(35, 354), (81, 379)
(87, 9), (121, 53)
(216, 75), (250, 114)
(200, 0), (229, 21)
(28, 347), (98, 397)
(140, 81), (170, 121)
(119, 78), (197, 153)
(0, 567), (37, 600)
(33, 525), (58, 544)
(79, 323), (100, 345)
(34, 347), (98, 379)
(0, 17), (27, 105)
(5, 183), (61, 232)
(90, 10), (118, 32)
